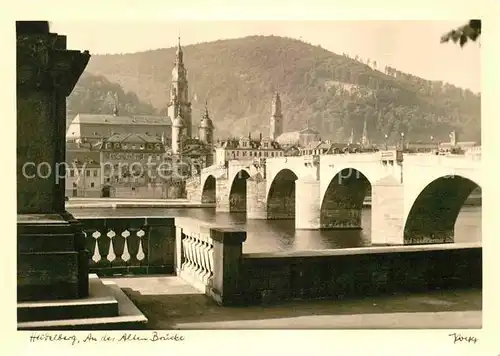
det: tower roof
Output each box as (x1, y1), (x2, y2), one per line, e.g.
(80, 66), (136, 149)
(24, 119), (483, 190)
(173, 114), (185, 128)
(176, 36), (183, 64)
(272, 91), (282, 116)
(199, 100), (214, 129)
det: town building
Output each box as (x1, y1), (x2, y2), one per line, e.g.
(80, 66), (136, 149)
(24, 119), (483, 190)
(93, 132), (166, 185)
(65, 147), (101, 198)
(275, 127), (321, 148)
(215, 134), (284, 166)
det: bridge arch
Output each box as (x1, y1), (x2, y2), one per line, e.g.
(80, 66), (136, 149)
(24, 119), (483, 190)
(201, 174), (216, 204)
(320, 167), (371, 229)
(229, 169), (251, 212)
(404, 174), (480, 244)
(266, 168), (298, 219)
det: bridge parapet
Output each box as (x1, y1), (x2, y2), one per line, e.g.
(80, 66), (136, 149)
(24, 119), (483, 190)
(403, 154), (481, 171)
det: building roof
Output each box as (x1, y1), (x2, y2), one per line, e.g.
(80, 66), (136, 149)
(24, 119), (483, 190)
(275, 128), (320, 146)
(216, 136), (281, 150)
(66, 150), (101, 168)
(275, 131), (301, 146)
(71, 113), (171, 126)
(104, 133), (162, 144)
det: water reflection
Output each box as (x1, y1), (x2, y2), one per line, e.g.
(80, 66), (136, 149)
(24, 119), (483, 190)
(69, 206), (481, 253)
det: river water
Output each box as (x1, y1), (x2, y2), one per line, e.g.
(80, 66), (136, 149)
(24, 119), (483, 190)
(69, 206), (481, 254)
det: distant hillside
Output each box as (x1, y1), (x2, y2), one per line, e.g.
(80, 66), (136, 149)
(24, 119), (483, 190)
(67, 72), (157, 117)
(68, 35), (481, 143)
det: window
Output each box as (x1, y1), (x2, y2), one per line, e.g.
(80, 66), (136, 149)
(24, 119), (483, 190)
(264, 152), (268, 157)
(242, 151), (246, 157)
(72, 182), (77, 188)
(70, 170), (75, 177)
(86, 170), (90, 177)
(90, 182), (95, 188)
(271, 152), (274, 157)
(93, 170), (98, 177)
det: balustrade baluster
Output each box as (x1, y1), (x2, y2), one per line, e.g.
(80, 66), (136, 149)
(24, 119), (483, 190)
(106, 230), (117, 262)
(136, 229), (146, 261)
(190, 234), (200, 277)
(200, 233), (213, 283)
(121, 229), (131, 262)
(184, 233), (194, 275)
(91, 231), (102, 263)
(181, 231), (189, 271)
(194, 233), (204, 279)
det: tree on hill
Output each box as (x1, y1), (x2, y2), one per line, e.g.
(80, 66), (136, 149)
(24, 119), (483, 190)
(441, 20), (481, 47)
(67, 72), (157, 117)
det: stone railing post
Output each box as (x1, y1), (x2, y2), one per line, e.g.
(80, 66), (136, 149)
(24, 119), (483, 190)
(207, 228), (247, 305)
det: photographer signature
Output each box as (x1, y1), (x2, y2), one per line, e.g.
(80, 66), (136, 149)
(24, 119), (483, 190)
(448, 333), (478, 344)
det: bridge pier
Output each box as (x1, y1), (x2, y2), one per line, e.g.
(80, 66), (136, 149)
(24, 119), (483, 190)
(215, 178), (230, 212)
(371, 178), (405, 245)
(295, 178), (321, 229)
(246, 175), (267, 219)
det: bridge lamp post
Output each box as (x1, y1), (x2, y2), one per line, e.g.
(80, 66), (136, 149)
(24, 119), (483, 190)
(430, 135), (434, 152)
(400, 132), (405, 151)
(384, 134), (388, 150)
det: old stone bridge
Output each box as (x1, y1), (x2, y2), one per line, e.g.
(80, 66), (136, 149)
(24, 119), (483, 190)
(186, 150), (482, 245)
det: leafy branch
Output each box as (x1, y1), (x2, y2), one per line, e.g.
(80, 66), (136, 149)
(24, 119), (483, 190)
(441, 20), (481, 47)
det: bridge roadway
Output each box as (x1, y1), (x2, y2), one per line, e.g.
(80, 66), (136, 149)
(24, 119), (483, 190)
(186, 150), (482, 245)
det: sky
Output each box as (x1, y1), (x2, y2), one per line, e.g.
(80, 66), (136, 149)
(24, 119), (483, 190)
(50, 20), (481, 93)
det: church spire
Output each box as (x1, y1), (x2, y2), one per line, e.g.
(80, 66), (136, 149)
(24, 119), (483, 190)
(272, 92), (282, 117)
(176, 35), (183, 65)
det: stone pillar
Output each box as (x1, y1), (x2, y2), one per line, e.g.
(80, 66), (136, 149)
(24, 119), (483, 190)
(246, 174), (267, 219)
(215, 178), (230, 212)
(16, 22), (91, 301)
(207, 228), (247, 306)
(295, 177), (321, 229)
(371, 177), (405, 245)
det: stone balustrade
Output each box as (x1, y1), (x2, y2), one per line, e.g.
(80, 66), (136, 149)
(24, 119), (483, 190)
(76, 216), (176, 276)
(174, 217), (215, 292)
(174, 217), (247, 305)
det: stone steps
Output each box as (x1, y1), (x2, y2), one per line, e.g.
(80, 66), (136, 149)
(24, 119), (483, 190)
(17, 275), (148, 330)
(18, 276), (118, 322)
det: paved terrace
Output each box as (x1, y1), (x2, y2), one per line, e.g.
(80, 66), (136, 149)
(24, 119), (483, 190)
(106, 275), (482, 329)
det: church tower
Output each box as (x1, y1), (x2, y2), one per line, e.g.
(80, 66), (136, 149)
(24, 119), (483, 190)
(171, 105), (185, 155)
(361, 118), (369, 146)
(269, 92), (283, 140)
(167, 37), (192, 138)
(199, 100), (214, 146)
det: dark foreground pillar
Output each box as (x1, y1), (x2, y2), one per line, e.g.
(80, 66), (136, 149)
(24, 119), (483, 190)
(17, 21), (91, 301)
